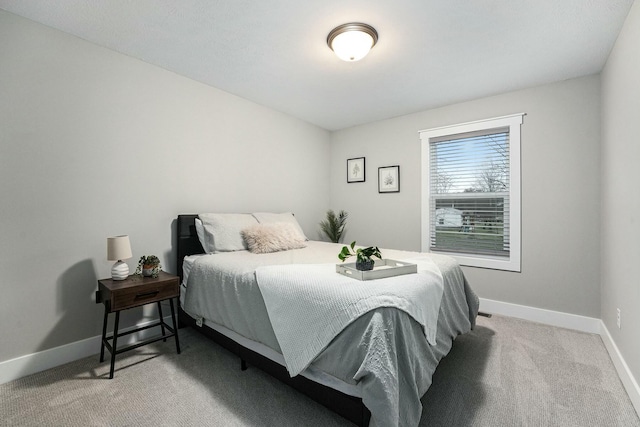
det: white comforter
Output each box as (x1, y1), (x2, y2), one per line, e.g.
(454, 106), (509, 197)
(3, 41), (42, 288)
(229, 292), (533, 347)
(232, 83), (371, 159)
(256, 257), (444, 376)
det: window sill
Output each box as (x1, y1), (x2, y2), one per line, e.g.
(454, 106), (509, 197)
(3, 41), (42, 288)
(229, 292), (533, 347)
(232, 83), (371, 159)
(432, 251), (521, 272)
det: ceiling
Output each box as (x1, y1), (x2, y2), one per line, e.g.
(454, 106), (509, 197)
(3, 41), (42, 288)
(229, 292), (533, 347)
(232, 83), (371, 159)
(0, 0), (634, 131)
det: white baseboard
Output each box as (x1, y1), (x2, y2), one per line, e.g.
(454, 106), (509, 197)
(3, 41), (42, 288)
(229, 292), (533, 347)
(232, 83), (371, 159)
(599, 322), (640, 417)
(479, 297), (601, 333)
(480, 297), (639, 417)
(0, 316), (175, 385)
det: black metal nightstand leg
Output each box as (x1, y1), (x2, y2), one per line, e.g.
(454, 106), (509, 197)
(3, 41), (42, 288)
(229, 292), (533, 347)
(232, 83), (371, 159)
(100, 305), (108, 363)
(109, 311), (120, 379)
(169, 298), (181, 354)
(157, 302), (166, 342)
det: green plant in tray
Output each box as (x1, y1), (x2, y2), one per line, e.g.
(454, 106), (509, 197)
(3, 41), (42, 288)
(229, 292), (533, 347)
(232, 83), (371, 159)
(338, 241), (382, 271)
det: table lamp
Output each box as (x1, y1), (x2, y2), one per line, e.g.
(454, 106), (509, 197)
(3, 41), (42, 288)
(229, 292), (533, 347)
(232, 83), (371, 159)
(107, 235), (132, 280)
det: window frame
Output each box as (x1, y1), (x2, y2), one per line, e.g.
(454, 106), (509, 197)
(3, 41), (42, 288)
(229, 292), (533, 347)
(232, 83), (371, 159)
(419, 113), (523, 272)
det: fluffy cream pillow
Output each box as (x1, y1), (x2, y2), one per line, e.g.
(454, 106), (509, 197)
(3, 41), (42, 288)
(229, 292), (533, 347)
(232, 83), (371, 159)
(241, 222), (307, 254)
(251, 212), (308, 241)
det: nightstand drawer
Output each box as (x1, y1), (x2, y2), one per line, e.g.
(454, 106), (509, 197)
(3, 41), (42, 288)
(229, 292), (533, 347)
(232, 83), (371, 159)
(111, 280), (178, 311)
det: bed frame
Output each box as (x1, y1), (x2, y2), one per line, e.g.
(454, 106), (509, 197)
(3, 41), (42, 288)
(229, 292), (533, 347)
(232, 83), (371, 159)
(176, 215), (371, 426)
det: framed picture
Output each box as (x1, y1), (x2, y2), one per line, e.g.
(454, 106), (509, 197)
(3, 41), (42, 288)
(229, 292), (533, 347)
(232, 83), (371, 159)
(347, 157), (365, 183)
(378, 165), (400, 193)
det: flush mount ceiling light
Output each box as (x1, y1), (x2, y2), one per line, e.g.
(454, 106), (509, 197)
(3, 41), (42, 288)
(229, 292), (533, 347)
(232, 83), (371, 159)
(327, 23), (378, 62)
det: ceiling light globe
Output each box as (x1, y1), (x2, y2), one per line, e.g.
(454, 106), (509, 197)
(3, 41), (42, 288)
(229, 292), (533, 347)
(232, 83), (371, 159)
(331, 31), (374, 62)
(327, 23), (378, 62)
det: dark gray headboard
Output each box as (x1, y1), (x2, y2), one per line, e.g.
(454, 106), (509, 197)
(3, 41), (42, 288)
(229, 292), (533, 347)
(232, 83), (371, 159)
(176, 214), (204, 282)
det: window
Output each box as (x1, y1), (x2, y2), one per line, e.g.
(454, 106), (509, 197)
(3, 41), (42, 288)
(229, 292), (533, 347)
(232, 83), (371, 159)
(419, 114), (523, 271)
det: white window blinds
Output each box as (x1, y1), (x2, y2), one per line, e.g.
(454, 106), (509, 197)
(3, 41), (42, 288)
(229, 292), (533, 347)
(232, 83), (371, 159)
(429, 128), (510, 257)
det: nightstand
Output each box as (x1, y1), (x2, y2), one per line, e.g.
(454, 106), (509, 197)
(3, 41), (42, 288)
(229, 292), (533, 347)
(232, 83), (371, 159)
(96, 271), (181, 379)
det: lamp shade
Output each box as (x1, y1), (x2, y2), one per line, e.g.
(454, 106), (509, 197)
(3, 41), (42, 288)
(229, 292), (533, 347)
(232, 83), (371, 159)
(327, 23), (378, 62)
(107, 235), (132, 261)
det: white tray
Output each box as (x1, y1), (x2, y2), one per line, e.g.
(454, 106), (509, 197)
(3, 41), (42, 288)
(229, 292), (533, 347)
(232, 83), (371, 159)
(336, 259), (417, 281)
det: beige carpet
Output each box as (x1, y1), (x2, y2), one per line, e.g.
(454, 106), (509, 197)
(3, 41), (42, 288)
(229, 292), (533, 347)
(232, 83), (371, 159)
(1, 315), (638, 426)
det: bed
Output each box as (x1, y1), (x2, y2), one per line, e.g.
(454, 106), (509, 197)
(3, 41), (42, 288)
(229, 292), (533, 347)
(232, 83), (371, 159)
(176, 214), (479, 427)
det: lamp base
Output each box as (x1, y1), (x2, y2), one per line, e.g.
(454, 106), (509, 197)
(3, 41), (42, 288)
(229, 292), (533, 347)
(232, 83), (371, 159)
(111, 260), (129, 281)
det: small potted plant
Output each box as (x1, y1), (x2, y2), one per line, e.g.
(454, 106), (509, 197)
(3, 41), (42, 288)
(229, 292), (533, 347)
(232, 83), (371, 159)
(135, 255), (162, 278)
(338, 241), (382, 271)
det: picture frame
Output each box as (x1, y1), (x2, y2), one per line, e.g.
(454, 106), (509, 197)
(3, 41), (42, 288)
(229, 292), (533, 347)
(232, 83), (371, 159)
(347, 157), (365, 183)
(378, 165), (400, 193)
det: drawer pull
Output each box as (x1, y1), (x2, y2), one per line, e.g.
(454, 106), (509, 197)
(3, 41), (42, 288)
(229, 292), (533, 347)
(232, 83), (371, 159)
(135, 290), (159, 300)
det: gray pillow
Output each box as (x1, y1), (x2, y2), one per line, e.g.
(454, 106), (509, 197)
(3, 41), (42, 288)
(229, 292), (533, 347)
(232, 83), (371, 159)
(198, 213), (258, 253)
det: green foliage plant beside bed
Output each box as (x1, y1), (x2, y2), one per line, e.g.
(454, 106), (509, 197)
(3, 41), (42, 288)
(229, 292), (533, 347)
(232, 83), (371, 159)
(319, 209), (348, 243)
(338, 241), (382, 271)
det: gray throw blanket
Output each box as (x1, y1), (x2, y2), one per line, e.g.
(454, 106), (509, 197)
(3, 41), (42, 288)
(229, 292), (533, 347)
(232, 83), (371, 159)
(255, 256), (444, 376)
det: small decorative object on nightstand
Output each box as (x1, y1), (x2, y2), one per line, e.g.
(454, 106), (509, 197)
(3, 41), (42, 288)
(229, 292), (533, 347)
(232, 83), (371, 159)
(96, 271), (180, 379)
(134, 255), (162, 278)
(107, 235), (132, 280)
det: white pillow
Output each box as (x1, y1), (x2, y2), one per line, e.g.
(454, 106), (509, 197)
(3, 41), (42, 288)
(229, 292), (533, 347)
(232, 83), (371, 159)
(241, 223), (307, 254)
(195, 218), (206, 251)
(198, 213), (258, 253)
(251, 212), (308, 241)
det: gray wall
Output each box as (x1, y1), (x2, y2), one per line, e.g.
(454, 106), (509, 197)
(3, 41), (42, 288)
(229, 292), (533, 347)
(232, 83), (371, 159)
(330, 75), (601, 318)
(601, 0), (640, 391)
(0, 11), (331, 363)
